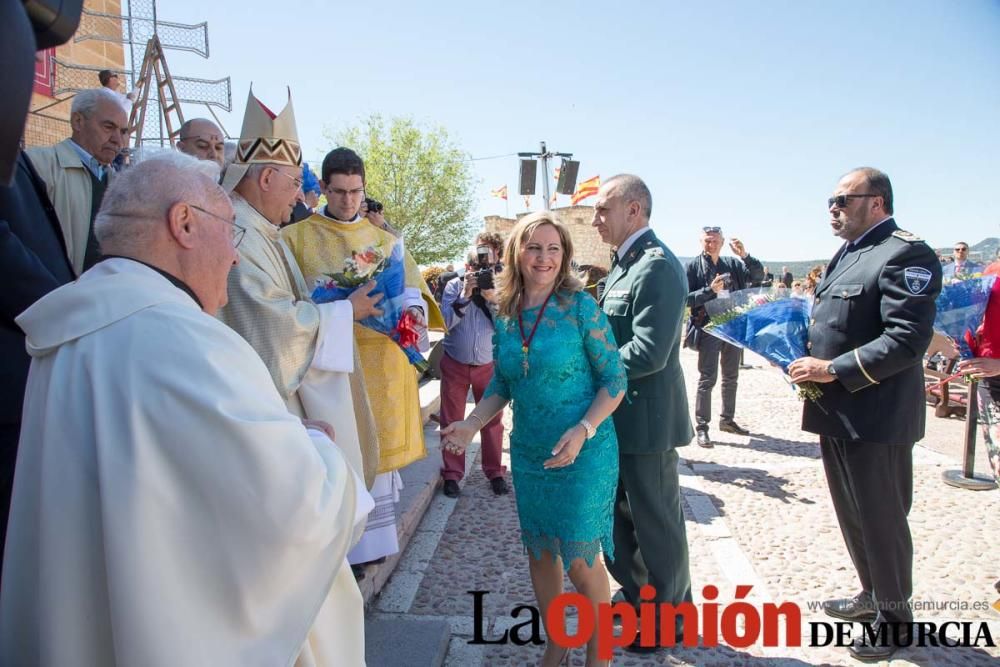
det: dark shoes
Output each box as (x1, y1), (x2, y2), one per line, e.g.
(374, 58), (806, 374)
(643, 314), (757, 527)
(490, 477), (509, 495)
(822, 591), (878, 622)
(848, 616), (911, 662)
(696, 430), (713, 448)
(719, 419), (750, 436)
(445, 478), (508, 496)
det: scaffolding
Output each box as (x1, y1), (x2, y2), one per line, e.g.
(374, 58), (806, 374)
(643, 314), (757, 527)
(28, 1), (232, 148)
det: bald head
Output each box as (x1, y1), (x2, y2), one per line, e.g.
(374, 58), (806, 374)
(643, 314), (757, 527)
(94, 152), (239, 314)
(177, 118), (225, 167)
(95, 151), (225, 256)
(604, 174), (652, 221)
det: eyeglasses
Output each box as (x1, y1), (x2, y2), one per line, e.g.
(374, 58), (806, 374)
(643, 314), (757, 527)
(702, 226), (722, 234)
(328, 186), (365, 198)
(827, 194), (878, 209)
(954, 247), (968, 252)
(271, 168), (303, 190)
(190, 204), (246, 247)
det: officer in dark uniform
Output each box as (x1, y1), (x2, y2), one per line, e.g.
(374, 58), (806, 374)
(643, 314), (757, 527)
(789, 167), (941, 662)
(593, 174), (694, 652)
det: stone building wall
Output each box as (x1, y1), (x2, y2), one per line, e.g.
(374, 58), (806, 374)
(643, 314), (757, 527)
(24, 0), (126, 147)
(484, 205), (610, 270)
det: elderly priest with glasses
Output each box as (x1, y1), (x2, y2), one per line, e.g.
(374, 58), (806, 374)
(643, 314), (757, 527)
(0, 152), (370, 666)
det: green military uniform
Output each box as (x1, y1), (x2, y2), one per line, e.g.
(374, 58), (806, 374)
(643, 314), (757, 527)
(599, 228), (694, 637)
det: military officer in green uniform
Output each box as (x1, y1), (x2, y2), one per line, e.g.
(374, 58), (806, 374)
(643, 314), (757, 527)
(789, 167), (941, 662)
(593, 174), (694, 652)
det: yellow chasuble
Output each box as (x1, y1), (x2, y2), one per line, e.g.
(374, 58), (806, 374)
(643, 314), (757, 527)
(284, 215), (443, 473)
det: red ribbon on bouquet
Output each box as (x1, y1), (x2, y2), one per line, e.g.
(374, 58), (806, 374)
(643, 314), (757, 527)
(395, 311), (421, 349)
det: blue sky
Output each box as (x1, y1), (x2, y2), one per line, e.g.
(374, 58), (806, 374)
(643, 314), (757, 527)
(156, 0), (1000, 261)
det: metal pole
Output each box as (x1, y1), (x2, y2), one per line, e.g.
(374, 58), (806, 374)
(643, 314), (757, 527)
(963, 380), (980, 476)
(942, 379), (997, 490)
(540, 141), (551, 211)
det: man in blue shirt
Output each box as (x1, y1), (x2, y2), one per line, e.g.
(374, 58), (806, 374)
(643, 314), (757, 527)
(439, 233), (507, 497)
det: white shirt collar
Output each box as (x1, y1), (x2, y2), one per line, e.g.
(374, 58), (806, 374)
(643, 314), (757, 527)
(320, 206), (362, 224)
(68, 139), (105, 179)
(615, 227), (650, 261)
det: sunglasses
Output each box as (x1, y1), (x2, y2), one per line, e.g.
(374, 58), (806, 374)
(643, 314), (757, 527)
(954, 247), (968, 252)
(827, 194), (878, 209)
(702, 226), (722, 234)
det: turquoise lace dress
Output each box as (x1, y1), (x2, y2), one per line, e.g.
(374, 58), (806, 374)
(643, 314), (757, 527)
(485, 289), (626, 569)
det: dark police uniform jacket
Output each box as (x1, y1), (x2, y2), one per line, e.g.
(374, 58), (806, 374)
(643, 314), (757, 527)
(803, 218), (941, 445)
(600, 229), (694, 453)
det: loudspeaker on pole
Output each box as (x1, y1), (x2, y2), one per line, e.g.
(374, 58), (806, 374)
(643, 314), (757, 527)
(519, 159), (537, 195)
(555, 159), (580, 195)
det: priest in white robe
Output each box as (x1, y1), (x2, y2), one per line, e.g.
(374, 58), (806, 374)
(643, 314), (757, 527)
(0, 153), (369, 666)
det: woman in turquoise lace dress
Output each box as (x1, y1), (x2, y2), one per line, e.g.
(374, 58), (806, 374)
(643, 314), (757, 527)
(442, 212), (625, 667)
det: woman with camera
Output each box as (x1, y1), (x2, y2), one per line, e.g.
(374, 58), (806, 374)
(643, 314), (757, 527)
(441, 212), (624, 667)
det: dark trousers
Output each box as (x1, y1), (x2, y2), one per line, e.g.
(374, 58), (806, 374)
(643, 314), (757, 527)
(695, 335), (741, 430)
(608, 449), (692, 637)
(820, 436), (914, 623)
(439, 352), (505, 481)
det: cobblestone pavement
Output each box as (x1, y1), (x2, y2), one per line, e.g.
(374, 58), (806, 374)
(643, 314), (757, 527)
(373, 349), (1000, 666)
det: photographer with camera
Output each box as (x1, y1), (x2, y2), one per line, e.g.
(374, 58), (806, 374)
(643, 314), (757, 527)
(684, 226), (764, 447)
(439, 232), (508, 498)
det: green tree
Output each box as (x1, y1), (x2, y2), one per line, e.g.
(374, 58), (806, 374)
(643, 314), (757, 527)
(326, 115), (479, 265)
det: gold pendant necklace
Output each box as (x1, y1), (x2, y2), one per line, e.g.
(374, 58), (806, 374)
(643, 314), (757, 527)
(517, 290), (555, 378)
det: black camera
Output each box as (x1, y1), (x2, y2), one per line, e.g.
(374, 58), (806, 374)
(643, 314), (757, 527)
(364, 197), (384, 214)
(473, 245), (496, 292)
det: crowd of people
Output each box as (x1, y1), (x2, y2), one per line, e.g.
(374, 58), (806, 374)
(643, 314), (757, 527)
(2, 64), (999, 667)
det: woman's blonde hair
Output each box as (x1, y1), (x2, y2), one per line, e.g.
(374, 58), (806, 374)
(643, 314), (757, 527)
(495, 211), (583, 318)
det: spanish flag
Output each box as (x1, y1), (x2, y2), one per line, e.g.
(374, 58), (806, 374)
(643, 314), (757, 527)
(490, 185), (508, 200)
(571, 175), (600, 205)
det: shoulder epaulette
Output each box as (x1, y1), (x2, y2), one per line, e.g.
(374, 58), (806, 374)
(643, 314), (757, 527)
(892, 230), (923, 243)
(644, 247), (664, 257)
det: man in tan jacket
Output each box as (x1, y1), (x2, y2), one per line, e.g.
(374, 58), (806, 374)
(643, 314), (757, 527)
(25, 88), (128, 275)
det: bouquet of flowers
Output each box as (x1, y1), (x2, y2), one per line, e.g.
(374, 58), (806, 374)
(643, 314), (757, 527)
(311, 237), (429, 372)
(703, 288), (823, 403)
(933, 273), (996, 360)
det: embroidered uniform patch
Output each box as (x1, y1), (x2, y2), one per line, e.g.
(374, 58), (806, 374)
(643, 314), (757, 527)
(904, 266), (932, 294)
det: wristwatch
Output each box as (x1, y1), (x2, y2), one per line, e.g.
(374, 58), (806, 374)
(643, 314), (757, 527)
(579, 418), (596, 440)
(827, 363), (837, 377)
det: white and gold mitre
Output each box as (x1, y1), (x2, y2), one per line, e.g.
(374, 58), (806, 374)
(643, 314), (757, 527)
(222, 87), (302, 191)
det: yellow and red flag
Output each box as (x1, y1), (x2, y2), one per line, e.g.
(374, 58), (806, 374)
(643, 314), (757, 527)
(571, 175), (600, 205)
(490, 185), (508, 200)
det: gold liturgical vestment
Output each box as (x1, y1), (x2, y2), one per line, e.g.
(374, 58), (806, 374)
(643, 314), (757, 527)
(285, 215), (443, 473)
(218, 195), (379, 487)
